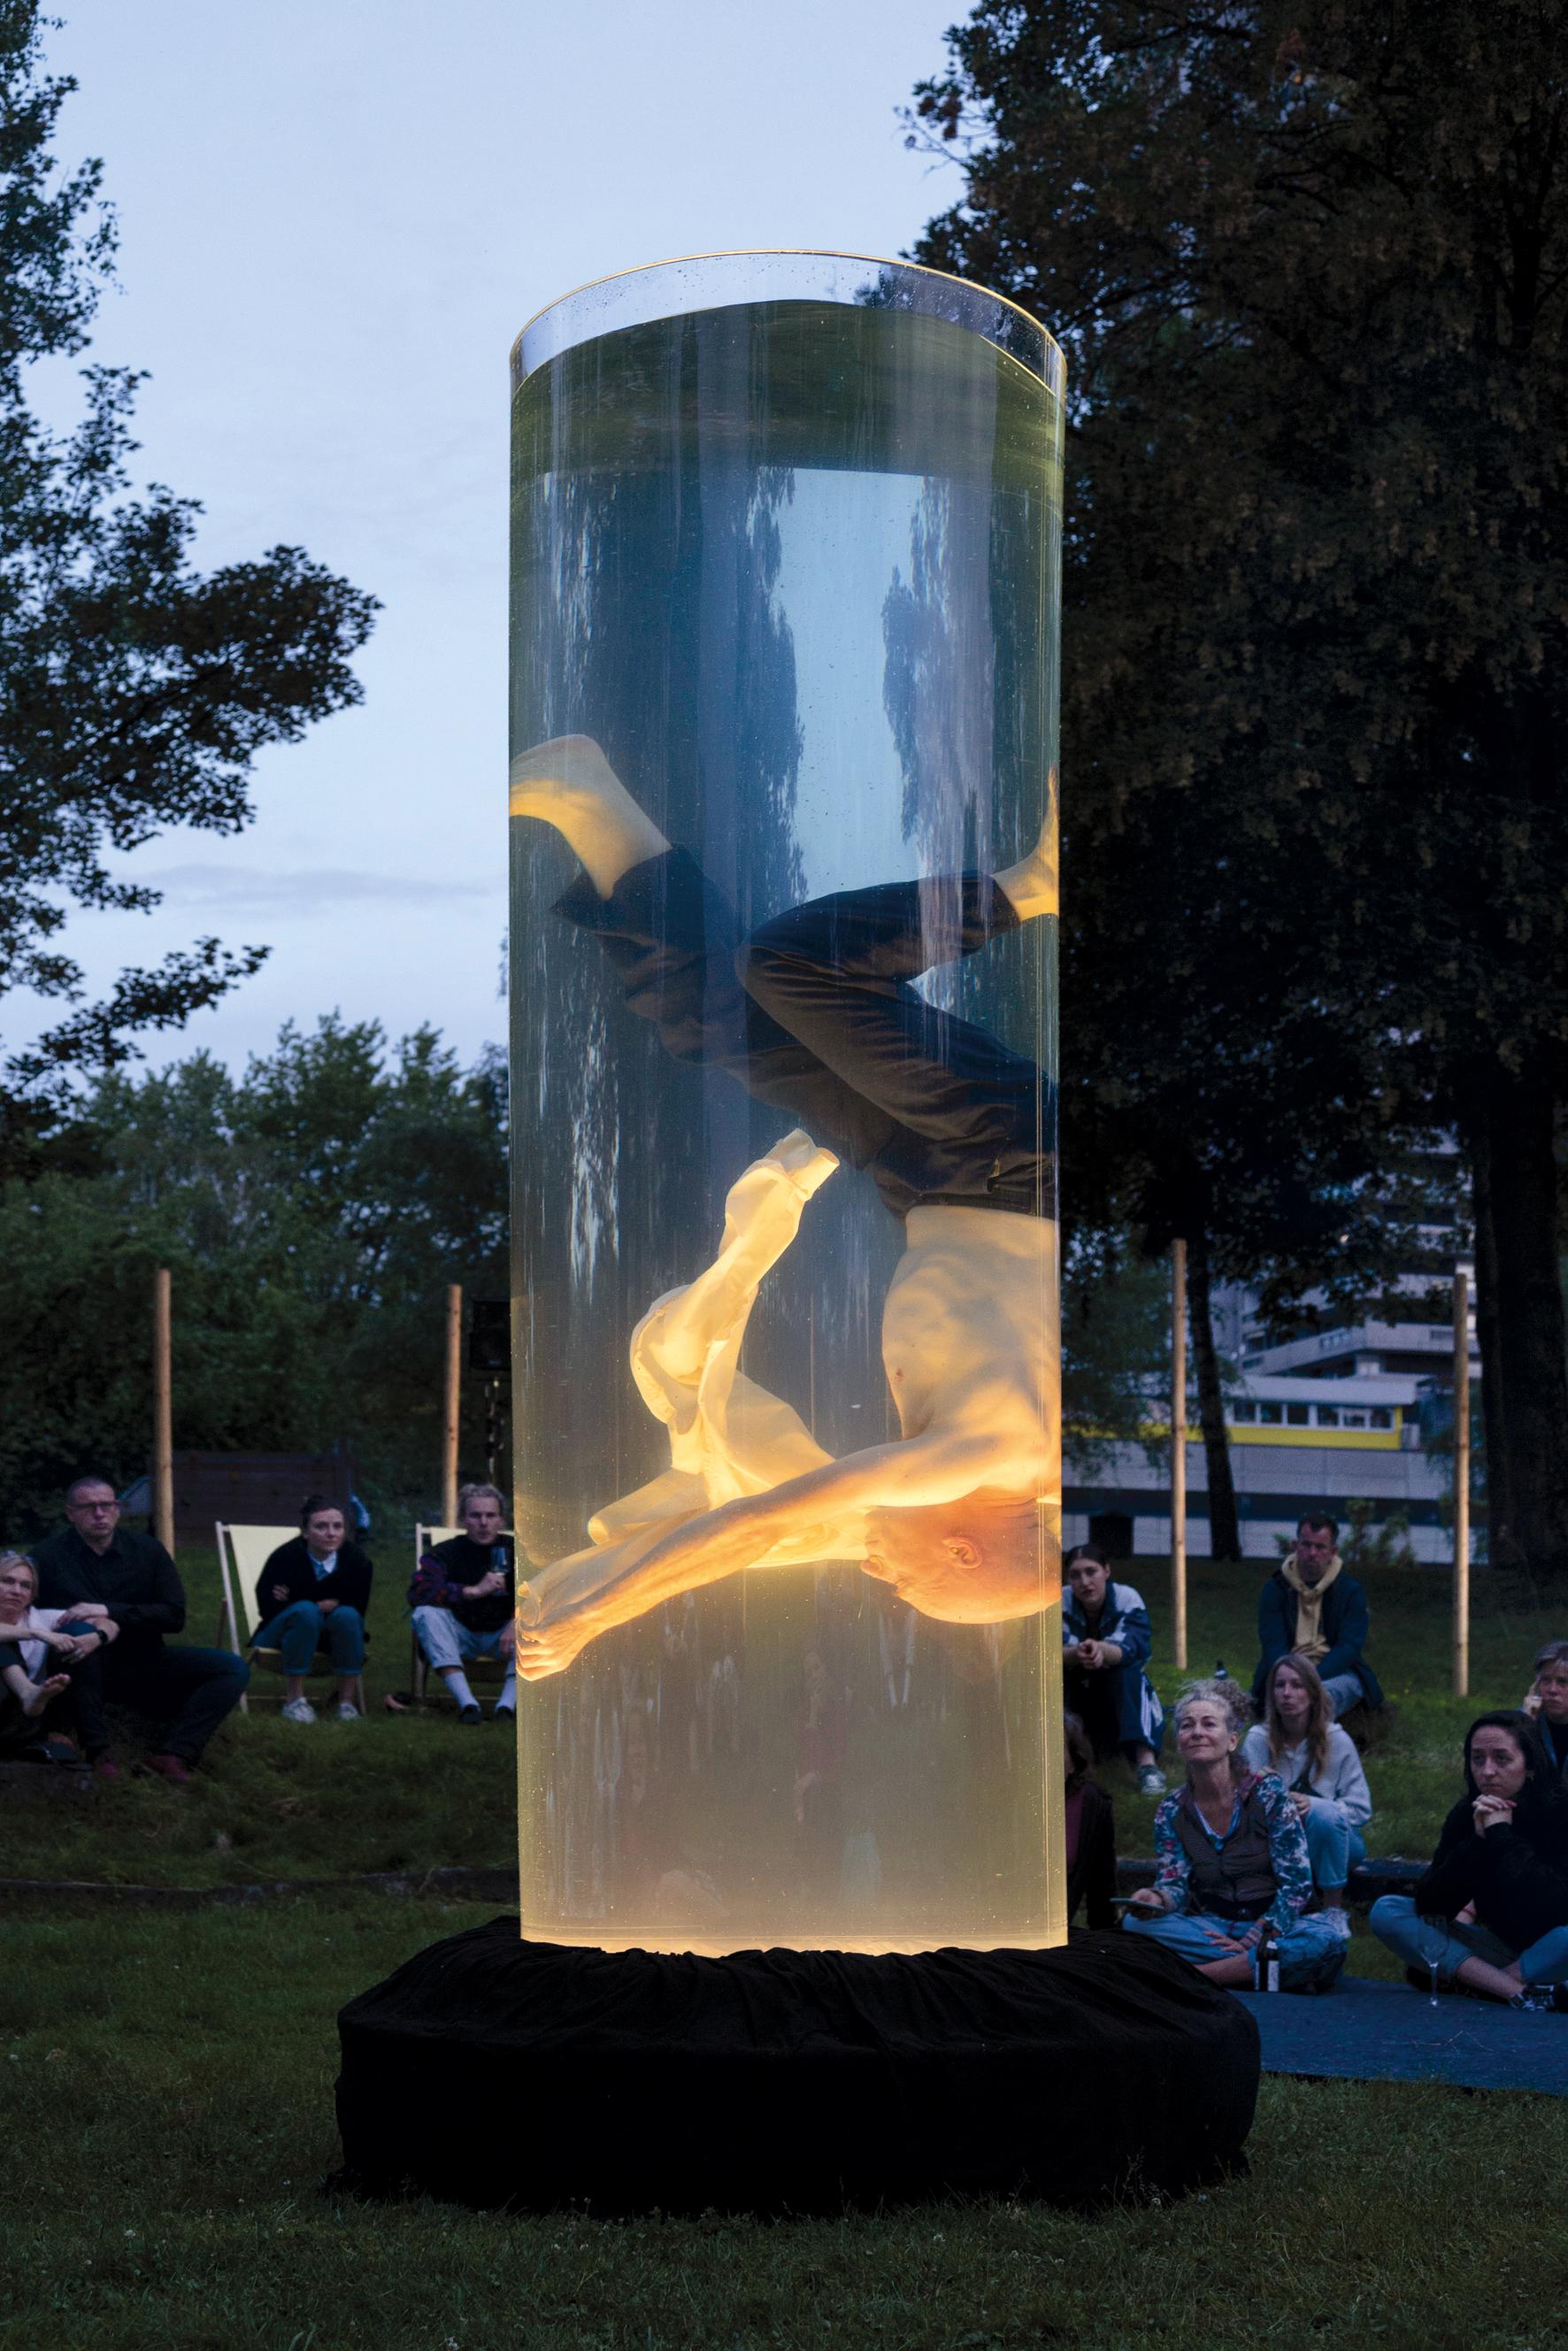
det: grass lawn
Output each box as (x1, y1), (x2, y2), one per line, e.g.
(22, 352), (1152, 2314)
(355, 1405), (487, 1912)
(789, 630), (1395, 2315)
(4, 1550), (1567, 2348)
(4, 1892), (1567, 2351)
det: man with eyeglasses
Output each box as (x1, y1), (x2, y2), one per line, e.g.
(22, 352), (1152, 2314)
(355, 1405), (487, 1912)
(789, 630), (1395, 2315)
(28, 1474), (249, 1784)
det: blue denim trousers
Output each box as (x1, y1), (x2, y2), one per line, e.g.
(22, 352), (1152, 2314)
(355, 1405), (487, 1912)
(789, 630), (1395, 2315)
(1371, 1893), (1568, 1986)
(1300, 1798), (1366, 1894)
(1124, 1905), (1347, 1992)
(254, 1599), (365, 1675)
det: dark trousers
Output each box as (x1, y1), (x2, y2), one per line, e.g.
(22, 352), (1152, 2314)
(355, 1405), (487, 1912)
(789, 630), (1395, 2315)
(102, 1640), (250, 1764)
(1065, 1660), (1156, 1761)
(0, 1619), (110, 1756)
(557, 849), (1054, 1220)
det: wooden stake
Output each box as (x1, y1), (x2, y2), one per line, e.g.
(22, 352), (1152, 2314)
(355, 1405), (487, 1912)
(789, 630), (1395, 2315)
(1453, 1266), (1471, 1698)
(1172, 1239), (1188, 1671)
(152, 1265), (174, 1556)
(442, 1284), (463, 1529)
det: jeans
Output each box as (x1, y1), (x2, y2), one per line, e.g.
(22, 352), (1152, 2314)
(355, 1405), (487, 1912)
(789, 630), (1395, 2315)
(1124, 1904), (1347, 1993)
(1370, 1893), (1568, 1986)
(1299, 1796), (1366, 1894)
(412, 1606), (513, 1674)
(254, 1600), (365, 1675)
(1321, 1671), (1364, 1720)
(101, 1640), (250, 1765)
(559, 848), (1054, 1222)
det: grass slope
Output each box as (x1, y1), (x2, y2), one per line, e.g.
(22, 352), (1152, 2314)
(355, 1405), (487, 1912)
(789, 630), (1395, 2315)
(3, 1549), (1556, 1893)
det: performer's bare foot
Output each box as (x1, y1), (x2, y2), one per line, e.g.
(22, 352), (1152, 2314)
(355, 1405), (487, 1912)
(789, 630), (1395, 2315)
(994, 765), (1058, 921)
(508, 733), (672, 898)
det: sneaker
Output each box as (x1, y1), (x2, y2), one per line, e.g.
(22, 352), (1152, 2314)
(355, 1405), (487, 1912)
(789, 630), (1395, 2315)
(458, 1704), (482, 1724)
(281, 1697), (317, 1725)
(1135, 1764), (1167, 1796)
(1318, 1906), (1353, 1940)
(1510, 1986), (1556, 2012)
(143, 1753), (192, 1786)
(334, 1702), (361, 1722)
(491, 1704), (516, 1724)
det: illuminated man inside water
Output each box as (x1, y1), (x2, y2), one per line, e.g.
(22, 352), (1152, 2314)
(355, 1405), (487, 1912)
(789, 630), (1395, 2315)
(509, 735), (1059, 1677)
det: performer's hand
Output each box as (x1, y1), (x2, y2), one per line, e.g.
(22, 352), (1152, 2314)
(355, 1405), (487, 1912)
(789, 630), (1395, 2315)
(516, 1611), (598, 1681)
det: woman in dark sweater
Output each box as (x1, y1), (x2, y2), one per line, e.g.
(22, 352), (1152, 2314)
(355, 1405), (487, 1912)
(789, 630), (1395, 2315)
(1065, 1709), (1117, 1928)
(1370, 1711), (1568, 2008)
(254, 1495), (373, 1724)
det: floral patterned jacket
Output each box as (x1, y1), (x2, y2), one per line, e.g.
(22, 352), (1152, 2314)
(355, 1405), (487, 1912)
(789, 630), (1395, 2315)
(1149, 1767), (1312, 1936)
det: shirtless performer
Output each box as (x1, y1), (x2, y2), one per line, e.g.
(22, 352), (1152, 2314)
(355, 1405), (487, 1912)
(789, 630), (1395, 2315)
(509, 735), (1060, 1679)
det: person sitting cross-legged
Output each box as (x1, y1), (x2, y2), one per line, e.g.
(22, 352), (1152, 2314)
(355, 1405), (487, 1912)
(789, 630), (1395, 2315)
(253, 1495), (373, 1725)
(409, 1482), (517, 1724)
(1249, 1513), (1383, 1725)
(1122, 1678), (1349, 1992)
(1062, 1541), (1166, 1795)
(1369, 1711), (1568, 2009)
(0, 1551), (84, 1762)
(29, 1474), (248, 1786)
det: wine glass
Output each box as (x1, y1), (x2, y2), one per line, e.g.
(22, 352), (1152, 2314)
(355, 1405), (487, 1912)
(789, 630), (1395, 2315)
(1414, 1914), (1449, 2007)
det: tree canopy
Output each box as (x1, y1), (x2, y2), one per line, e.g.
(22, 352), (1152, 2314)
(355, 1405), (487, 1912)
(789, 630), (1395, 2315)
(911, 0), (1568, 1573)
(0, 2), (377, 1172)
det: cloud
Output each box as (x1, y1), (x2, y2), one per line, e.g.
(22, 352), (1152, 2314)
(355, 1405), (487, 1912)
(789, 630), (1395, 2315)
(133, 864), (481, 914)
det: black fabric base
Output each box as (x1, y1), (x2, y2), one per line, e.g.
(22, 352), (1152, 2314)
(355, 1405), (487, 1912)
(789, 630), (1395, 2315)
(334, 1919), (1259, 2214)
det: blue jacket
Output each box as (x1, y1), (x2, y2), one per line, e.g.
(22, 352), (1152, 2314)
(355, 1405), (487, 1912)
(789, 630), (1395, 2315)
(1063, 1580), (1153, 1672)
(1251, 1567), (1382, 1708)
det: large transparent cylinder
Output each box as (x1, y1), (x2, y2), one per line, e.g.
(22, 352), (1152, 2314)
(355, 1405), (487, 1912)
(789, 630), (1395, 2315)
(509, 253), (1065, 1955)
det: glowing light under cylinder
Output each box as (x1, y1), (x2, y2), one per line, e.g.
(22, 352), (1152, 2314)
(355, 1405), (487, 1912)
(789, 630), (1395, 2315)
(509, 253), (1065, 1955)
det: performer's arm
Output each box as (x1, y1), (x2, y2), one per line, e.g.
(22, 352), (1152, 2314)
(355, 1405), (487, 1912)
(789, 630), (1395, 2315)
(517, 1433), (999, 1678)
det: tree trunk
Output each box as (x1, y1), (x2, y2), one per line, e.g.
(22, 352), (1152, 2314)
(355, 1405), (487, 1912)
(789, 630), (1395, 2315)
(1468, 1138), (1517, 1561)
(1464, 1058), (1568, 1583)
(1187, 1225), (1242, 1561)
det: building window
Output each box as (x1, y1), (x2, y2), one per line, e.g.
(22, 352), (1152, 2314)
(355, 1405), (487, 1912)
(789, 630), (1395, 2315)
(1230, 1401), (1256, 1423)
(1258, 1402), (1283, 1425)
(1287, 1402), (1311, 1425)
(1371, 1408), (1393, 1429)
(1315, 1405), (1341, 1428)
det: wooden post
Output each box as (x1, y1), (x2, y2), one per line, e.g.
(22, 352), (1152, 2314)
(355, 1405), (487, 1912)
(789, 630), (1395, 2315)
(1172, 1239), (1188, 1671)
(1453, 1266), (1471, 1699)
(152, 1265), (174, 1556)
(442, 1284), (463, 1528)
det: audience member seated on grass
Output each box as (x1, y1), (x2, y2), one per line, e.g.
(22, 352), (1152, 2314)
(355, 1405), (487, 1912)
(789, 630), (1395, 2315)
(254, 1495), (373, 1725)
(1064, 1709), (1118, 1929)
(1370, 1712), (1568, 2011)
(1249, 1513), (1383, 1725)
(0, 1550), (77, 1761)
(1241, 1654), (1372, 1934)
(409, 1482), (517, 1723)
(1122, 1679), (1349, 1993)
(1522, 1640), (1568, 1783)
(29, 1474), (249, 1787)
(1062, 1541), (1166, 1795)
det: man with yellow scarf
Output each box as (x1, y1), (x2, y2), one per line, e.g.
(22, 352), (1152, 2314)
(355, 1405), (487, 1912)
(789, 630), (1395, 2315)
(1249, 1515), (1385, 1722)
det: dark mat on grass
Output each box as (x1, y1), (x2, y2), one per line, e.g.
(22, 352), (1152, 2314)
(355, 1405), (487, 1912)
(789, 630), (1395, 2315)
(335, 1918), (1259, 2213)
(1235, 1974), (1568, 2095)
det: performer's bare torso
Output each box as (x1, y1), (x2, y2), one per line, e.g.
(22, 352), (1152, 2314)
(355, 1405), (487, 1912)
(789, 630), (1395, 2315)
(883, 1204), (1055, 1454)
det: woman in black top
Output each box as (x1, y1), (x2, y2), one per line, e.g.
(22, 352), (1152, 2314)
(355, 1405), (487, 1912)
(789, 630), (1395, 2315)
(254, 1495), (373, 1723)
(1065, 1709), (1117, 1929)
(1370, 1711), (1568, 2006)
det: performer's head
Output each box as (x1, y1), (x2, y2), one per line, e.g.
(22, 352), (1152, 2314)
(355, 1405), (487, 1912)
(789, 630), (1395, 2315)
(862, 1492), (1058, 1625)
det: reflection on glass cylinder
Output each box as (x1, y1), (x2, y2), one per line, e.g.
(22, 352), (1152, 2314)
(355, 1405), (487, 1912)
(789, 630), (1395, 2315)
(509, 253), (1065, 1955)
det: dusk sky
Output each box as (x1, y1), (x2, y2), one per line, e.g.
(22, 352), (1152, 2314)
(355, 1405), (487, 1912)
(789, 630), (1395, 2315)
(19, 0), (967, 1076)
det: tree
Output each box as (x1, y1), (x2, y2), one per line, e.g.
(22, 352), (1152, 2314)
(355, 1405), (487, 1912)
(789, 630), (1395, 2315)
(910, 0), (1568, 1579)
(0, 1016), (509, 1533)
(0, 4), (377, 1172)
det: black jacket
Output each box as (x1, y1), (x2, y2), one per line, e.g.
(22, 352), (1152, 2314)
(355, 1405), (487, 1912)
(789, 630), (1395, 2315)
(30, 1525), (185, 1654)
(1067, 1778), (1118, 1930)
(1415, 1785), (1568, 1955)
(255, 1537), (373, 1636)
